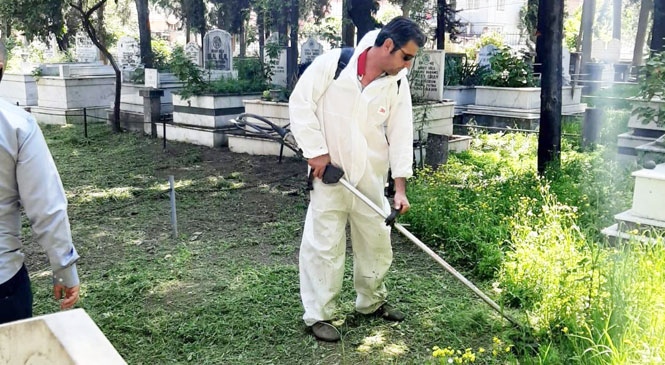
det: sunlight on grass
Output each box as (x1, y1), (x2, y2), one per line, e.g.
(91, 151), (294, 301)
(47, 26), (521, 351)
(77, 187), (136, 203)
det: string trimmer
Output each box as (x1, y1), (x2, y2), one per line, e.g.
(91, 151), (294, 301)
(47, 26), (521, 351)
(230, 113), (525, 329)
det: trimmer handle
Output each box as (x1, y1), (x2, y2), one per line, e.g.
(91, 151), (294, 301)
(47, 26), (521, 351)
(384, 208), (401, 226)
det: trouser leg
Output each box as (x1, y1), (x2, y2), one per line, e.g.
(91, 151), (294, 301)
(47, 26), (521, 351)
(0, 265), (33, 325)
(300, 182), (349, 326)
(349, 182), (393, 314)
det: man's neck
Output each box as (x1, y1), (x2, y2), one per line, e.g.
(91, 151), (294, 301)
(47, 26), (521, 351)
(361, 47), (384, 86)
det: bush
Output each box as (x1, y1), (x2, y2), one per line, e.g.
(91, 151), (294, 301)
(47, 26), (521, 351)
(169, 46), (267, 99)
(479, 46), (537, 88)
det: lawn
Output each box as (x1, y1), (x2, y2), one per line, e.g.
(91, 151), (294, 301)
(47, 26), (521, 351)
(23, 97), (665, 364)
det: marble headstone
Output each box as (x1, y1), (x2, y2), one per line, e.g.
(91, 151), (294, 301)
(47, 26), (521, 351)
(203, 29), (233, 71)
(76, 34), (98, 63)
(300, 37), (323, 64)
(116, 36), (141, 67)
(265, 32), (287, 87)
(562, 48), (571, 86)
(184, 42), (202, 67)
(410, 50), (446, 101)
(604, 39), (621, 64)
(477, 45), (498, 69)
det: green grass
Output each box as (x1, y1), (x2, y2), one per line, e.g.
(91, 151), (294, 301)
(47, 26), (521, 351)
(27, 123), (521, 364)
(26, 108), (665, 364)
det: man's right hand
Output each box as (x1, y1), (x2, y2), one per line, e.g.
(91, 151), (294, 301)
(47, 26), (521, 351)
(308, 154), (331, 179)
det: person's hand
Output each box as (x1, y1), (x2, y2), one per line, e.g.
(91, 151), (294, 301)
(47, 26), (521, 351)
(393, 192), (410, 215)
(308, 154), (331, 179)
(54, 284), (80, 310)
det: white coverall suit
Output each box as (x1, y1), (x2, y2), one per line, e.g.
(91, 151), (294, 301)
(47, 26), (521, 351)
(289, 30), (414, 326)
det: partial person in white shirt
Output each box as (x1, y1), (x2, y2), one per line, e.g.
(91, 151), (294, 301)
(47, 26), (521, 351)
(289, 17), (426, 342)
(0, 50), (80, 325)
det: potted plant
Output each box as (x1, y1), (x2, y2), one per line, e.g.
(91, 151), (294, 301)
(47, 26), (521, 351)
(169, 47), (266, 147)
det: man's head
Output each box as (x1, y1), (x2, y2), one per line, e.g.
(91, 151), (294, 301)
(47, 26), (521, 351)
(373, 16), (427, 75)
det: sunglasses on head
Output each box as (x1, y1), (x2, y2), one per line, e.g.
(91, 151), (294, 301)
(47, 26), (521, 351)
(396, 48), (416, 62)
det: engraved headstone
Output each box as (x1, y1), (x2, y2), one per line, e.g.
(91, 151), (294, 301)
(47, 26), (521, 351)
(184, 42), (202, 67)
(265, 32), (286, 87)
(410, 50), (446, 101)
(116, 36), (141, 67)
(477, 45), (498, 69)
(562, 48), (571, 86)
(300, 37), (324, 64)
(203, 29), (233, 71)
(76, 34), (98, 63)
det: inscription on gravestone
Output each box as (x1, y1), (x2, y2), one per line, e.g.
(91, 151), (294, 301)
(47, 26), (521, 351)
(477, 45), (498, 69)
(117, 37), (141, 67)
(76, 34), (98, 63)
(184, 42), (202, 67)
(300, 38), (323, 64)
(203, 29), (233, 71)
(410, 50), (445, 101)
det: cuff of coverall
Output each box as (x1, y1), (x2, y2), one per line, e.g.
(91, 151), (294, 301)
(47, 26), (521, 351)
(52, 264), (80, 288)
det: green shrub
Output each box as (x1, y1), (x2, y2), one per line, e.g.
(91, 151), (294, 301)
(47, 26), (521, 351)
(169, 46), (267, 99)
(479, 47), (537, 88)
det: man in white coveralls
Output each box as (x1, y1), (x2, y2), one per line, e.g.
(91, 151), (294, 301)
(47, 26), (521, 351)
(289, 17), (426, 342)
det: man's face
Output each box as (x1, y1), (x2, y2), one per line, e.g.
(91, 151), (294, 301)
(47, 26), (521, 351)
(384, 39), (419, 76)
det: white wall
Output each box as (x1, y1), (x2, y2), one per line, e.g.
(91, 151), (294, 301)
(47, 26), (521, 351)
(455, 0), (526, 35)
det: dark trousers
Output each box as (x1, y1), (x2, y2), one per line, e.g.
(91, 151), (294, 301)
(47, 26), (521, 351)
(0, 265), (33, 325)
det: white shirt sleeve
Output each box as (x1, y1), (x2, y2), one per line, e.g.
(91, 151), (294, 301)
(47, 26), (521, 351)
(386, 76), (414, 179)
(16, 120), (79, 287)
(288, 50), (341, 159)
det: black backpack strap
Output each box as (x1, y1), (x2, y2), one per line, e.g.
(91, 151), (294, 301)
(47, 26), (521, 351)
(335, 47), (355, 80)
(397, 79), (401, 94)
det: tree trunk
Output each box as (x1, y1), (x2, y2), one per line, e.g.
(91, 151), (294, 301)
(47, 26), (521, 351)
(580, 0), (595, 68)
(651, 0), (665, 52)
(436, 0), (446, 50)
(239, 20), (246, 57)
(342, 0), (355, 46)
(349, 0), (379, 43)
(633, 0), (653, 67)
(72, 0), (122, 133)
(613, 0), (621, 40)
(258, 12), (265, 62)
(425, 134), (449, 170)
(135, 0), (154, 68)
(537, 0), (563, 175)
(97, 2), (107, 64)
(287, 0), (299, 90)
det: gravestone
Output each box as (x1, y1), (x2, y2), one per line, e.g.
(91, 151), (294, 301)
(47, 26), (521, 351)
(75, 34), (98, 63)
(185, 42), (202, 67)
(300, 37), (323, 64)
(562, 48), (571, 86)
(265, 32), (287, 87)
(410, 50), (446, 101)
(116, 36), (141, 67)
(203, 29), (233, 71)
(477, 45), (498, 69)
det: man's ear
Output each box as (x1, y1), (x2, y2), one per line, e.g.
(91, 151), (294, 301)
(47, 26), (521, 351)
(383, 38), (394, 52)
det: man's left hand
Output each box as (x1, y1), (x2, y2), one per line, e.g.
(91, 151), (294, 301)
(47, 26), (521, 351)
(54, 284), (80, 310)
(393, 192), (410, 214)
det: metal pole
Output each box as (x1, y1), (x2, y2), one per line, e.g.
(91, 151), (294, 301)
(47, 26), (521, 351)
(163, 122), (167, 150)
(169, 175), (178, 238)
(337, 177), (523, 328)
(83, 108), (88, 138)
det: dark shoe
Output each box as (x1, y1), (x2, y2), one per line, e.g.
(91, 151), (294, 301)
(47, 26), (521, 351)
(310, 321), (341, 342)
(372, 303), (405, 322)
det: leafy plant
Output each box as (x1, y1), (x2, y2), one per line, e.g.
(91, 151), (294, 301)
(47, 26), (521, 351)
(634, 51), (665, 126)
(151, 37), (172, 72)
(479, 47), (537, 88)
(169, 46), (267, 99)
(444, 56), (489, 86)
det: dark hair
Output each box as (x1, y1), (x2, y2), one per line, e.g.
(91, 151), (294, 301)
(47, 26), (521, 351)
(374, 16), (427, 52)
